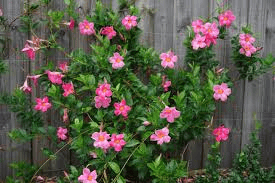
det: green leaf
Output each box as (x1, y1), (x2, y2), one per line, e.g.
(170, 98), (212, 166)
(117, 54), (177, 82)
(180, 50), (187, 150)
(117, 175), (126, 183)
(108, 162), (120, 174)
(64, 0), (70, 5)
(90, 122), (99, 128)
(125, 139), (140, 147)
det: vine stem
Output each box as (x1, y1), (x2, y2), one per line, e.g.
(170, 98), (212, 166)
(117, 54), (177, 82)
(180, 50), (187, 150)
(111, 132), (153, 183)
(29, 128), (94, 183)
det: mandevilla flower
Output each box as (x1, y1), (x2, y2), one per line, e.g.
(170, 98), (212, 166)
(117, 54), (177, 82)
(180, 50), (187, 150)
(91, 131), (110, 150)
(79, 20), (95, 35)
(212, 125), (230, 142)
(239, 33), (255, 44)
(109, 134), (126, 152)
(45, 70), (64, 85)
(89, 152), (97, 159)
(94, 96), (111, 109)
(109, 52), (125, 69)
(160, 106), (180, 123)
(78, 168), (97, 183)
(62, 82), (74, 97)
(150, 127), (171, 145)
(100, 26), (116, 39)
(63, 108), (69, 123)
(34, 96), (52, 112)
(0, 8), (3, 16)
(191, 19), (204, 33)
(218, 10), (236, 28)
(122, 15), (137, 30)
(239, 42), (257, 57)
(114, 99), (131, 118)
(64, 18), (75, 30)
(162, 80), (171, 92)
(213, 83), (231, 102)
(201, 22), (219, 46)
(96, 82), (112, 97)
(143, 121), (151, 126)
(28, 74), (41, 86)
(191, 34), (207, 50)
(58, 61), (69, 72)
(20, 78), (32, 93)
(160, 51), (178, 69)
(21, 43), (36, 60)
(57, 127), (68, 140)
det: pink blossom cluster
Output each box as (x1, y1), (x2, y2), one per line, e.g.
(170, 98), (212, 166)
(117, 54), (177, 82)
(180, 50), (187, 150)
(239, 33), (257, 57)
(62, 82), (74, 97)
(94, 81), (112, 109)
(109, 52), (125, 69)
(78, 168), (97, 183)
(122, 15), (137, 30)
(114, 99), (131, 118)
(100, 26), (117, 39)
(212, 125), (230, 142)
(218, 10), (236, 28)
(91, 131), (126, 152)
(45, 70), (64, 85)
(213, 83), (231, 102)
(191, 20), (220, 50)
(160, 51), (178, 69)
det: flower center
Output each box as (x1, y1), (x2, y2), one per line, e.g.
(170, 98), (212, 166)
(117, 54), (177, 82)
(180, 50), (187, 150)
(157, 132), (164, 138)
(165, 109), (172, 113)
(217, 89), (224, 94)
(244, 46), (250, 51)
(165, 57), (171, 62)
(127, 19), (132, 24)
(42, 102), (46, 106)
(245, 37), (250, 42)
(224, 17), (228, 21)
(119, 106), (124, 111)
(85, 25), (90, 29)
(98, 135), (105, 141)
(116, 58), (121, 63)
(87, 175), (93, 181)
(102, 87), (107, 93)
(208, 28), (212, 33)
(114, 139), (120, 144)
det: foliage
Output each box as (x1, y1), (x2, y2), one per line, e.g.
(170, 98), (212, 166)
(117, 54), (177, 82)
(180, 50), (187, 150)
(5, 162), (38, 183)
(0, 0), (274, 182)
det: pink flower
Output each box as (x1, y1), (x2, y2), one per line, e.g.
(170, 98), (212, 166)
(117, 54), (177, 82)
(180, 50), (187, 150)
(162, 80), (171, 92)
(191, 34), (207, 50)
(191, 19), (204, 33)
(94, 96), (111, 108)
(239, 42), (257, 57)
(143, 121), (151, 126)
(91, 131), (110, 150)
(21, 43), (36, 60)
(45, 70), (64, 85)
(109, 134), (126, 152)
(96, 82), (112, 97)
(114, 99), (131, 118)
(160, 51), (178, 69)
(58, 62), (69, 72)
(100, 26), (117, 39)
(62, 82), (74, 97)
(160, 106), (180, 123)
(150, 127), (171, 145)
(213, 83), (231, 101)
(0, 9), (3, 16)
(65, 18), (75, 30)
(78, 168), (97, 183)
(202, 22), (219, 38)
(28, 74), (41, 86)
(63, 108), (69, 123)
(34, 96), (52, 112)
(122, 15), (137, 30)
(218, 10), (236, 28)
(20, 78), (32, 93)
(26, 36), (45, 49)
(109, 52), (125, 69)
(79, 20), (95, 35)
(239, 33), (255, 44)
(57, 127), (68, 140)
(212, 125), (230, 142)
(89, 152), (97, 158)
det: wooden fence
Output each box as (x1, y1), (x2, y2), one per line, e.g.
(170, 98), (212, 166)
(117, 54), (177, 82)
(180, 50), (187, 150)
(0, 0), (274, 180)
